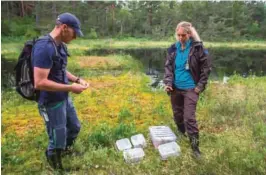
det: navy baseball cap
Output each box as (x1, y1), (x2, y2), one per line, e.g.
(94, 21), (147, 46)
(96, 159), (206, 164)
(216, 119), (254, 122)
(57, 12), (84, 37)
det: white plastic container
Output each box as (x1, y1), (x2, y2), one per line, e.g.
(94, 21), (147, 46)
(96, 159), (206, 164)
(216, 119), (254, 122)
(123, 148), (145, 163)
(116, 138), (132, 151)
(149, 126), (177, 148)
(158, 142), (181, 160)
(131, 134), (147, 148)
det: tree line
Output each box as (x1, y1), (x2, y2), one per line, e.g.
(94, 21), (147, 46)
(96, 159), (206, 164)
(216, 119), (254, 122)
(1, 1), (266, 41)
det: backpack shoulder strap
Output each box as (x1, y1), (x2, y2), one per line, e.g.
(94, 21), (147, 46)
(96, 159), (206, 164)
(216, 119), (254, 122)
(50, 40), (58, 58)
(61, 42), (70, 56)
(36, 35), (59, 58)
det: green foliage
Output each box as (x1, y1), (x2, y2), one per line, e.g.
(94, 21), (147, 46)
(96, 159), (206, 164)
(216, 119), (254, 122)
(2, 17), (38, 37)
(86, 123), (136, 148)
(1, 20), (11, 36)
(252, 122), (266, 141)
(87, 123), (113, 147)
(86, 28), (98, 39)
(118, 107), (132, 122)
(1, 133), (24, 165)
(152, 101), (169, 118)
(113, 123), (136, 139)
(25, 28), (40, 38)
(9, 22), (28, 36)
(1, 1), (266, 41)
(248, 21), (260, 35)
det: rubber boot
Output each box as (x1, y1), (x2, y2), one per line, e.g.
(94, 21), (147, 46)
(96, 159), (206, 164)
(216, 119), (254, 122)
(177, 123), (186, 135)
(188, 133), (201, 158)
(63, 139), (75, 156)
(55, 149), (64, 170)
(45, 150), (57, 169)
(177, 123), (187, 137)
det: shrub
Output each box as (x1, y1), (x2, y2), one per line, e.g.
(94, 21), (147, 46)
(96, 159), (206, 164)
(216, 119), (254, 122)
(1, 20), (11, 36)
(87, 28), (98, 39)
(25, 28), (40, 38)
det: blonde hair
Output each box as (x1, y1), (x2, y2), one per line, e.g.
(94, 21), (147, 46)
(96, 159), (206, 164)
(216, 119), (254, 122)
(175, 21), (201, 41)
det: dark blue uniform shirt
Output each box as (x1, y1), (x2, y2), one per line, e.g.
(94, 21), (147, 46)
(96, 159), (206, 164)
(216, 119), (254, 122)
(32, 35), (69, 105)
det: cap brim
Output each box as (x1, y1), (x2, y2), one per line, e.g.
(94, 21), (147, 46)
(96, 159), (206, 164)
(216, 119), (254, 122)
(74, 28), (84, 37)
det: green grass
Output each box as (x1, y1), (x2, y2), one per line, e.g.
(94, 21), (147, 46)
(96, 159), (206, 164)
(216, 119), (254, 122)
(1, 39), (266, 174)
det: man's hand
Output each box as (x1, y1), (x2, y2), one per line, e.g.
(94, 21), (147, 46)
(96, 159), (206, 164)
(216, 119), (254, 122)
(164, 86), (173, 92)
(71, 83), (88, 94)
(79, 79), (89, 88)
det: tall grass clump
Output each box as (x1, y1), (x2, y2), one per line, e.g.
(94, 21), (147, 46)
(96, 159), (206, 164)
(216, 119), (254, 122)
(86, 122), (136, 148)
(118, 107), (132, 122)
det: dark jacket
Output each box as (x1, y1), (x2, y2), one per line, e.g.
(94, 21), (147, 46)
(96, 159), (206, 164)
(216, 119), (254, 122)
(163, 41), (212, 92)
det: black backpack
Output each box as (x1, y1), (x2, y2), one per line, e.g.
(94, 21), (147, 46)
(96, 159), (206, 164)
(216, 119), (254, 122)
(14, 36), (58, 102)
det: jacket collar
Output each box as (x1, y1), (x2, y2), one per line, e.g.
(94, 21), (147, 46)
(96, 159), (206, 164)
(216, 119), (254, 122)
(167, 39), (203, 54)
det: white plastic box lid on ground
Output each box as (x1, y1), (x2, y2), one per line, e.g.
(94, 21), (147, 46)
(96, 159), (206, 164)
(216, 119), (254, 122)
(158, 142), (181, 160)
(123, 148), (145, 163)
(149, 126), (177, 148)
(131, 134), (147, 148)
(116, 138), (132, 151)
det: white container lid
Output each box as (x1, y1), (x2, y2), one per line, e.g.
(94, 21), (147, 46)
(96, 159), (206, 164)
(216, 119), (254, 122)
(149, 126), (177, 148)
(158, 142), (181, 160)
(131, 134), (147, 148)
(123, 148), (145, 163)
(149, 126), (177, 139)
(116, 138), (132, 151)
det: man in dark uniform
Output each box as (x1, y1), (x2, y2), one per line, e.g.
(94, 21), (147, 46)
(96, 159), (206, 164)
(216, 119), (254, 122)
(32, 12), (88, 170)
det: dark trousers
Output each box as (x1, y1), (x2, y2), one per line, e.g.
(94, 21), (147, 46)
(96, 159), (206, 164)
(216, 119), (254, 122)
(38, 97), (81, 155)
(170, 88), (199, 135)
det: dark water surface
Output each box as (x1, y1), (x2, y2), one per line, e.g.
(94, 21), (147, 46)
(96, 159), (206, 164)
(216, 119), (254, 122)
(2, 47), (265, 88)
(86, 48), (266, 86)
(86, 48), (266, 76)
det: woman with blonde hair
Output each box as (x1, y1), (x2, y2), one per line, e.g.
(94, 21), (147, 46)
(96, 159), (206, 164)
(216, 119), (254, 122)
(164, 21), (211, 158)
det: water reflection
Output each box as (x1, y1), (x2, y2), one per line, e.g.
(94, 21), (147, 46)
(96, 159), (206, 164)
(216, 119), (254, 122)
(86, 48), (266, 87)
(86, 48), (265, 76)
(2, 48), (265, 89)
(1, 56), (16, 89)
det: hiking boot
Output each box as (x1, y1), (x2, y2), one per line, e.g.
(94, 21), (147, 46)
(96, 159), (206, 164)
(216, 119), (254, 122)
(188, 133), (201, 159)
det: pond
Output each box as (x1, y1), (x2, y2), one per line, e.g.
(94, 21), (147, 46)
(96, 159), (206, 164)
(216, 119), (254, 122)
(86, 48), (266, 86)
(2, 47), (265, 89)
(1, 57), (16, 89)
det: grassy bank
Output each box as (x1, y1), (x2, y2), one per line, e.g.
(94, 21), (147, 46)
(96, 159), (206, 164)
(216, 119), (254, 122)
(1, 39), (266, 174)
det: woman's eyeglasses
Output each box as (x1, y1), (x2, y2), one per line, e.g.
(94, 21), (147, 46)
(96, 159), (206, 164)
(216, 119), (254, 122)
(177, 34), (187, 37)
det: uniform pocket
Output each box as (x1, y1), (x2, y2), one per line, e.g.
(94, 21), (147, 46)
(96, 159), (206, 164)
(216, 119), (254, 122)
(38, 105), (49, 122)
(53, 126), (66, 148)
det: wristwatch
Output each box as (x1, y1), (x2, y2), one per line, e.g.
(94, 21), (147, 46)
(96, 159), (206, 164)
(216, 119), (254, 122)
(75, 77), (80, 83)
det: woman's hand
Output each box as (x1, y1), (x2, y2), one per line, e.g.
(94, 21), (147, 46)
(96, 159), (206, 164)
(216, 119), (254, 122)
(194, 87), (201, 94)
(164, 86), (173, 92)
